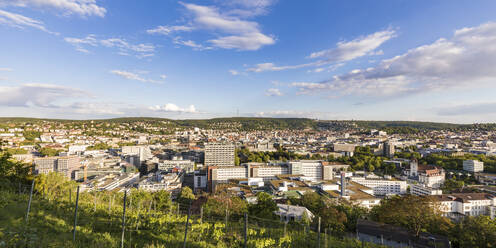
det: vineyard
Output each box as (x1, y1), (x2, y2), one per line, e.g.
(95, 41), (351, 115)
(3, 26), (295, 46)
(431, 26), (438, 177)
(0, 181), (381, 248)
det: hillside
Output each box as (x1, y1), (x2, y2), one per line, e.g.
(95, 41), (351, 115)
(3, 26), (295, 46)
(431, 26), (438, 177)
(1, 117), (495, 132)
(0, 182), (376, 248)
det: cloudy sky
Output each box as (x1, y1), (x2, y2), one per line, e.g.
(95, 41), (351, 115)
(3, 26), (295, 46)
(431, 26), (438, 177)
(1, 0), (496, 123)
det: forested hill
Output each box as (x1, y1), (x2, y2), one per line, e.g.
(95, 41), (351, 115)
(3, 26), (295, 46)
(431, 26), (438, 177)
(1, 117), (495, 132)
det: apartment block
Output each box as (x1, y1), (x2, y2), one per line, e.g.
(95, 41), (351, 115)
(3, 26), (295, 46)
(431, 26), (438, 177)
(204, 142), (235, 167)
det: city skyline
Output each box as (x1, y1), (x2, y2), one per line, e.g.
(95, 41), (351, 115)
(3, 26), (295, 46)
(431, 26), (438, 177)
(1, 0), (496, 123)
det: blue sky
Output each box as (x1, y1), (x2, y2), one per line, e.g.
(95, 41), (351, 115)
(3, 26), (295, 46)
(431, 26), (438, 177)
(1, 0), (496, 123)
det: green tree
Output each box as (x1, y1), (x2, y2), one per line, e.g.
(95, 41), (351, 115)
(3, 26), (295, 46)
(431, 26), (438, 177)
(441, 179), (465, 193)
(153, 190), (172, 211)
(452, 216), (496, 248)
(178, 186), (195, 205)
(34, 172), (77, 201)
(298, 191), (324, 214)
(371, 195), (453, 237)
(38, 147), (60, 157)
(319, 205), (347, 236)
(249, 192), (278, 219)
(0, 151), (31, 185)
(204, 194), (248, 217)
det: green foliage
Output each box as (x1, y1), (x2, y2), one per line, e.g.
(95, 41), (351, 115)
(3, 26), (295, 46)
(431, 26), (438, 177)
(396, 152), (496, 173)
(203, 194), (248, 217)
(370, 195), (453, 237)
(34, 172), (78, 201)
(22, 130), (41, 141)
(4, 148), (28, 154)
(237, 148), (326, 163)
(451, 216), (496, 248)
(153, 190), (172, 212)
(0, 150), (31, 185)
(178, 186), (195, 205)
(87, 143), (111, 150)
(441, 179), (465, 193)
(328, 146), (387, 173)
(249, 192), (278, 219)
(38, 147), (61, 157)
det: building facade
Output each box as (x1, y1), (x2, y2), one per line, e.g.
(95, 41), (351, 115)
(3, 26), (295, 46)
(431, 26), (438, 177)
(463, 160), (484, 173)
(204, 142), (235, 167)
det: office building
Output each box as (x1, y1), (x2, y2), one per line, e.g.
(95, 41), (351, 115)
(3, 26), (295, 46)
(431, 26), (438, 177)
(204, 142), (235, 167)
(463, 160), (484, 173)
(34, 156), (80, 179)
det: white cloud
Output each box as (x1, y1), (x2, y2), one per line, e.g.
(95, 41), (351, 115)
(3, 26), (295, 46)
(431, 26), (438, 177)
(64, 35), (155, 57)
(293, 22), (496, 97)
(149, 103), (197, 113)
(160, 74), (167, 80)
(309, 29), (395, 61)
(0, 0), (106, 17)
(229, 69), (239, 75)
(246, 29), (394, 73)
(110, 70), (163, 84)
(0, 83), (90, 107)
(247, 62), (314, 72)
(221, 0), (276, 17)
(310, 68), (325, 73)
(265, 88), (283, 96)
(148, 2), (275, 51)
(0, 67), (13, 71)
(0, 9), (57, 34)
(147, 25), (194, 35)
(172, 36), (211, 50)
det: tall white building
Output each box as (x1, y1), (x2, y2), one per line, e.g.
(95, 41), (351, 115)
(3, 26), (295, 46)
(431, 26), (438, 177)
(463, 160), (484, 173)
(204, 142), (235, 167)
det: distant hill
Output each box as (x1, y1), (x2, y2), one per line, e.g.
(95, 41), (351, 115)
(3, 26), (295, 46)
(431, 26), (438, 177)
(0, 117), (494, 132)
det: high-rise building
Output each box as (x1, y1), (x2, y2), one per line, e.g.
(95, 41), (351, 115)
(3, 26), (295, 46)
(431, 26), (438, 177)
(204, 142), (235, 167)
(383, 141), (395, 158)
(34, 156), (80, 179)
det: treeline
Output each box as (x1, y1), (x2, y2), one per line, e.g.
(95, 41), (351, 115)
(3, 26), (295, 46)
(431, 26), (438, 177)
(237, 147), (397, 175)
(5, 117), (496, 133)
(236, 148), (327, 165)
(395, 152), (496, 173)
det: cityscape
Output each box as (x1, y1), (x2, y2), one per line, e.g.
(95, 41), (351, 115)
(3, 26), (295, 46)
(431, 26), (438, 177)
(1, 1), (496, 248)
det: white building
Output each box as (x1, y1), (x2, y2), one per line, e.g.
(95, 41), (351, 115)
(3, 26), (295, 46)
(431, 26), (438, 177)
(463, 160), (484, 173)
(435, 193), (496, 219)
(158, 158), (195, 172)
(204, 142), (235, 167)
(274, 204), (314, 222)
(68, 145), (88, 155)
(409, 159), (445, 188)
(208, 166), (247, 181)
(410, 184), (442, 196)
(288, 161), (334, 181)
(351, 177), (407, 196)
(122, 146), (152, 162)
